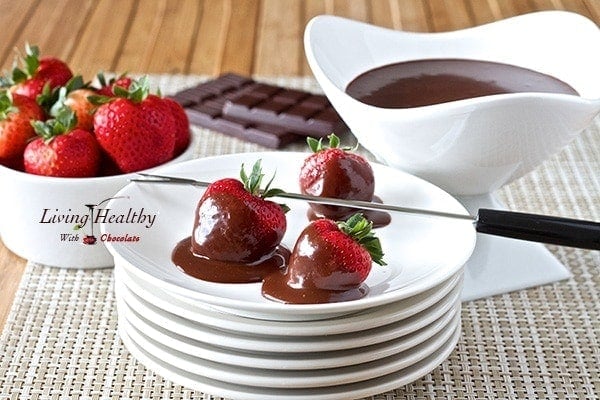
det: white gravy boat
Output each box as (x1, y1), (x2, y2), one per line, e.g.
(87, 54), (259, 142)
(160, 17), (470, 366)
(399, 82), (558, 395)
(305, 11), (600, 195)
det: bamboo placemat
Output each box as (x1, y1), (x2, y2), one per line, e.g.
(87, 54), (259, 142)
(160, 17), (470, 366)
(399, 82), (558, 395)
(0, 75), (598, 400)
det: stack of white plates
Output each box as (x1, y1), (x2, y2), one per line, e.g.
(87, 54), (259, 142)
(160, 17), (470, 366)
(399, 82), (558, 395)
(105, 152), (476, 400)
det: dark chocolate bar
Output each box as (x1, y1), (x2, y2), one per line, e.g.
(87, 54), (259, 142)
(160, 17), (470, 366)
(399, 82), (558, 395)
(169, 74), (300, 148)
(169, 73), (346, 148)
(222, 81), (347, 138)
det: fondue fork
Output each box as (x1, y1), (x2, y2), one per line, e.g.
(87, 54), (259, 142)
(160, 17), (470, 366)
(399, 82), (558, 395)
(132, 173), (600, 250)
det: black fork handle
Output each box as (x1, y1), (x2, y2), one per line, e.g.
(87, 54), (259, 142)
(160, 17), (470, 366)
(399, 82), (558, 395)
(475, 208), (600, 250)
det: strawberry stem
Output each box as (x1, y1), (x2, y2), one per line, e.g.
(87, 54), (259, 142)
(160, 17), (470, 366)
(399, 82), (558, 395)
(89, 75), (149, 105)
(307, 133), (356, 153)
(9, 43), (40, 84)
(38, 75), (87, 113)
(337, 213), (386, 266)
(31, 102), (77, 143)
(240, 160), (290, 212)
(23, 44), (40, 76)
(122, 75), (150, 102)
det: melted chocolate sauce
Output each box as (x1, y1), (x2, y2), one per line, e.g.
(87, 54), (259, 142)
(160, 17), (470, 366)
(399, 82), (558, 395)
(262, 271), (368, 304)
(172, 237), (289, 283)
(346, 59), (579, 109)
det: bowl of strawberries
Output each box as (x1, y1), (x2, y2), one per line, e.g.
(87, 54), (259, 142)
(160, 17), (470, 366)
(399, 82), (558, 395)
(0, 45), (196, 269)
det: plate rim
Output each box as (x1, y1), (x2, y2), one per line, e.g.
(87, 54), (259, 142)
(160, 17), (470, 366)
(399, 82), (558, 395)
(115, 281), (462, 353)
(118, 319), (461, 399)
(116, 277), (461, 370)
(115, 263), (463, 336)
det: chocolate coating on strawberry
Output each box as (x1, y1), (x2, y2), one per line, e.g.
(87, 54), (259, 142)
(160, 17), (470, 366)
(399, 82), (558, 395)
(300, 134), (375, 219)
(192, 178), (286, 263)
(262, 213), (385, 304)
(172, 160), (289, 283)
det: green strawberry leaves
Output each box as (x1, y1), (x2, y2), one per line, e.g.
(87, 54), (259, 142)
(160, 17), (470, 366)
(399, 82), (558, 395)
(117, 75), (149, 102)
(39, 75), (87, 113)
(240, 160), (290, 213)
(31, 101), (77, 143)
(0, 90), (17, 120)
(10, 43), (40, 83)
(307, 133), (356, 153)
(338, 213), (386, 266)
(88, 75), (149, 105)
(0, 44), (40, 88)
(22, 44), (40, 77)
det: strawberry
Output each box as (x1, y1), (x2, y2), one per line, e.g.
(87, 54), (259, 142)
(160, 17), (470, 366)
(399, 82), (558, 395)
(12, 77), (46, 100)
(192, 160), (288, 264)
(9, 44), (73, 101)
(24, 105), (100, 177)
(0, 91), (45, 169)
(285, 213), (385, 291)
(93, 76), (176, 173)
(63, 88), (96, 131)
(95, 72), (132, 97)
(48, 76), (96, 132)
(299, 133), (375, 220)
(162, 97), (190, 155)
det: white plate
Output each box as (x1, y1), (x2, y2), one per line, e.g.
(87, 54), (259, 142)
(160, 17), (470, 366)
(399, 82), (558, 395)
(104, 152), (475, 320)
(115, 263), (462, 337)
(120, 311), (459, 389)
(117, 281), (460, 370)
(116, 281), (461, 353)
(119, 321), (461, 399)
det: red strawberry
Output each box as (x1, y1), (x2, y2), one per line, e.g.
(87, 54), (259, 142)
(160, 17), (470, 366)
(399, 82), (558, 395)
(10, 45), (73, 100)
(0, 91), (45, 169)
(23, 105), (100, 177)
(35, 58), (73, 89)
(93, 76), (176, 173)
(162, 97), (190, 155)
(192, 160), (288, 264)
(11, 77), (46, 100)
(95, 72), (132, 97)
(299, 133), (375, 220)
(286, 214), (385, 291)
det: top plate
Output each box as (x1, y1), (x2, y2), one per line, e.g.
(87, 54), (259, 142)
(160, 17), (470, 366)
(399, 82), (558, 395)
(103, 152), (475, 319)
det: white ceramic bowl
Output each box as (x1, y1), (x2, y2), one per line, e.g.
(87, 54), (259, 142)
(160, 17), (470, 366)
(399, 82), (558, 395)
(0, 133), (198, 269)
(305, 11), (600, 195)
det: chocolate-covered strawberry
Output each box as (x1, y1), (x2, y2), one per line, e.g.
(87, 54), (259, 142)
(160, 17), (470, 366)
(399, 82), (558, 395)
(262, 213), (385, 304)
(287, 213), (385, 289)
(192, 160), (288, 264)
(299, 133), (375, 220)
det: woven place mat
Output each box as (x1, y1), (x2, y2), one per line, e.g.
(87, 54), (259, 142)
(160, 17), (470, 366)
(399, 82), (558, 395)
(0, 75), (598, 400)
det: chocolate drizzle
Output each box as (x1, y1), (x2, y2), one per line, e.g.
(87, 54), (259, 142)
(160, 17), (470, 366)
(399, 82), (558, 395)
(172, 237), (289, 283)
